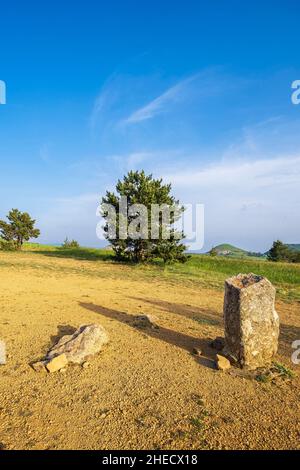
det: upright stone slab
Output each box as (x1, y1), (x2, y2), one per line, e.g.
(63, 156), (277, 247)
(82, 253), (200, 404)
(224, 273), (279, 369)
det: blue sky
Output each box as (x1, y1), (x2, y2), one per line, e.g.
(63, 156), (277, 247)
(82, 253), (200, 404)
(1, 0), (300, 251)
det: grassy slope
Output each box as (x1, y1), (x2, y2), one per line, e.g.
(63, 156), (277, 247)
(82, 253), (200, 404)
(18, 243), (300, 302)
(168, 255), (300, 301)
(212, 243), (252, 259)
(213, 243), (248, 254)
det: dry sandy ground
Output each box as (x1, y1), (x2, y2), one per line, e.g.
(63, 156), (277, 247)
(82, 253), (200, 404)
(0, 252), (299, 450)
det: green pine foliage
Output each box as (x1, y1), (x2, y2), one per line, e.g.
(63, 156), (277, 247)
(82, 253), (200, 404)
(101, 170), (188, 264)
(62, 237), (80, 249)
(0, 209), (40, 250)
(267, 240), (300, 263)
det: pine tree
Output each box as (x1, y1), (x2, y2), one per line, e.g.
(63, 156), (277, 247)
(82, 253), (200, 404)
(0, 209), (40, 250)
(267, 240), (291, 262)
(101, 170), (188, 264)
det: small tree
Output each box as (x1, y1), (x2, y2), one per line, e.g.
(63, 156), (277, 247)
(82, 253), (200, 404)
(62, 237), (80, 249)
(101, 170), (188, 264)
(267, 240), (291, 262)
(0, 209), (40, 250)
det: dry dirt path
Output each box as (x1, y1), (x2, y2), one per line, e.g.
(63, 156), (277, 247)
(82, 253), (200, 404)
(0, 252), (299, 449)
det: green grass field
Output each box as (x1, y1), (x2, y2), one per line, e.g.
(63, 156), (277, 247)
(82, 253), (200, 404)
(20, 243), (300, 303)
(168, 255), (300, 301)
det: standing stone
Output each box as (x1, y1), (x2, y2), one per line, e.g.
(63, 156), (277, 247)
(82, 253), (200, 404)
(223, 273), (279, 369)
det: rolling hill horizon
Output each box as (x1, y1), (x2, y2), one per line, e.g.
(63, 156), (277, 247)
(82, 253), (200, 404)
(21, 240), (300, 259)
(204, 242), (300, 258)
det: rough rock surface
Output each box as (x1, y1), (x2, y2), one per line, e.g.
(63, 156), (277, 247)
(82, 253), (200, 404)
(46, 354), (68, 373)
(224, 273), (279, 370)
(46, 323), (109, 365)
(31, 361), (47, 373)
(216, 354), (231, 371)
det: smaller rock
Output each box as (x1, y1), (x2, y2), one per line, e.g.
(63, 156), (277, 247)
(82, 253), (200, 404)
(211, 337), (225, 351)
(46, 354), (68, 373)
(82, 361), (90, 368)
(216, 354), (231, 371)
(192, 347), (202, 356)
(47, 324), (108, 364)
(31, 361), (47, 373)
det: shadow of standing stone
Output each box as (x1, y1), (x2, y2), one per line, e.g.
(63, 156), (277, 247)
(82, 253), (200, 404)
(224, 273), (279, 370)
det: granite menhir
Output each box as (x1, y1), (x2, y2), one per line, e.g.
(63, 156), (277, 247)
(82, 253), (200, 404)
(224, 273), (279, 369)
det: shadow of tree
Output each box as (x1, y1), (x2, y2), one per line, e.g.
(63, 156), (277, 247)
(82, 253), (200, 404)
(79, 302), (216, 369)
(30, 248), (114, 262)
(129, 296), (222, 327)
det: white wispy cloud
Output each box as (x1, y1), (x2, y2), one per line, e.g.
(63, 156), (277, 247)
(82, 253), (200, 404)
(166, 155), (300, 189)
(123, 74), (198, 124)
(109, 149), (183, 172)
(122, 68), (251, 126)
(89, 75), (119, 133)
(90, 68), (250, 132)
(161, 153), (300, 251)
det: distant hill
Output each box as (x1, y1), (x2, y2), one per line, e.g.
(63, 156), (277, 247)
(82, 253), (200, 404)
(209, 243), (265, 259)
(213, 243), (300, 259)
(213, 243), (247, 256)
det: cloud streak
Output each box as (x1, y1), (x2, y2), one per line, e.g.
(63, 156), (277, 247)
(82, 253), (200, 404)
(166, 154), (300, 189)
(90, 68), (251, 135)
(123, 74), (198, 124)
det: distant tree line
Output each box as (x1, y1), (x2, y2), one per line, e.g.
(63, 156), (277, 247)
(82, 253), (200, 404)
(247, 251), (265, 258)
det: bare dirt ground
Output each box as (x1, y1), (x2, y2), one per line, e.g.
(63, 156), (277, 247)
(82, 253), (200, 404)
(0, 252), (299, 450)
